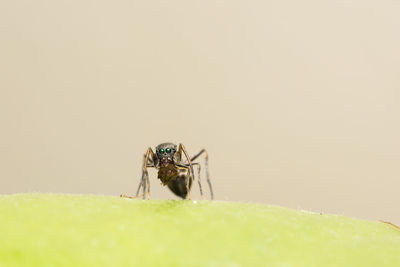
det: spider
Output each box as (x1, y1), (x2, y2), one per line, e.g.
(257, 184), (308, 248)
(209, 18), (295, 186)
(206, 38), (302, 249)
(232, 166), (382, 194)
(121, 143), (213, 200)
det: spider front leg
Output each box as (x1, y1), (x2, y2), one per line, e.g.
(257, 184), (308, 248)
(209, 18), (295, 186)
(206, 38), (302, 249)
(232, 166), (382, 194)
(177, 143), (195, 200)
(191, 149), (213, 200)
(121, 147), (155, 200)
(142, 148), (156, 199)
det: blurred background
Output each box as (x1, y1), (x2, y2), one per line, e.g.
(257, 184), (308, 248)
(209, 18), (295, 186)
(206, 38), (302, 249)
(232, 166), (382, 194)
(1, 0), (399, 224)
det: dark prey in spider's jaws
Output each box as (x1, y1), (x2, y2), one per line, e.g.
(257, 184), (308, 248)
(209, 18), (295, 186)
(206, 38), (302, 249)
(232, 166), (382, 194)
(121, 143), (213, 200)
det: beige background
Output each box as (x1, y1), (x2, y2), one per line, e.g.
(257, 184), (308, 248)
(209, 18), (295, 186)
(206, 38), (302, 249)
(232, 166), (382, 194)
(1, 0), (399, 224)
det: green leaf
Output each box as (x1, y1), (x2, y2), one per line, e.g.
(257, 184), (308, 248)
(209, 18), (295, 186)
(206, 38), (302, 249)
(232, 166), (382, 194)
(0, 194), (399, 267)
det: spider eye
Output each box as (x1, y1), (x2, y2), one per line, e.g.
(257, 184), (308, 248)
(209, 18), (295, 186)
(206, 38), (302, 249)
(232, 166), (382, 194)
(159, 148), (165, 154)
(166, 148), (172, 153)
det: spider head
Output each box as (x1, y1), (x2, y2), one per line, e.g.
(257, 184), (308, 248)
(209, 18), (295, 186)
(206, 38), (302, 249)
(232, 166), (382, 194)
(156, 143), (177, 164)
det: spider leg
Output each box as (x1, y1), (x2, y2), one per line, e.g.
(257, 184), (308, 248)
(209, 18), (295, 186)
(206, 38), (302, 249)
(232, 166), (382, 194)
(190, 149), (213, 200)
(121, 148), (156, 200)
(120, 192), (146, 199)
(136, 153), (147, 197)
(145, 169), (151, 199)
(143, 148), (156, 199)
(379, 220), (400, 231)
(177, 144), (195, 200)
(135, 174), (143, 196)
(194, 163), (204, 200)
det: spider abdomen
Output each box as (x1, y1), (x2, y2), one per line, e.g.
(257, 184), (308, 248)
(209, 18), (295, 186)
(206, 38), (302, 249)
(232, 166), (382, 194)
(167, 175), (193, 199)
